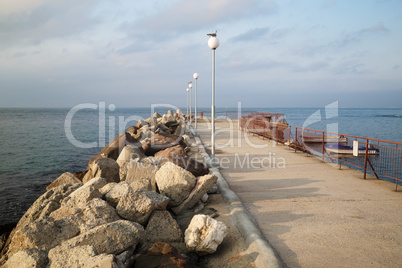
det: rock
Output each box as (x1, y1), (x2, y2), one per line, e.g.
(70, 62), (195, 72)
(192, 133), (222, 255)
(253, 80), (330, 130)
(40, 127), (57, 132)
(142, 133), (184, 156)
(154, 144), (186, 159)
(61, 220), (144, 255)
(171, 174), (217, 215)
(105, 181), (132, 208)
(3, 248), (48, 268)
(8, 183), (81, 239)
(48, 244), (119, 268)
(207, 184), (218, 194)
(144, 191), (170, 210)
(116, 144), (145, 162)
(116, 188), (162, 225)
(87, 130), (142, 168)
(136, 119), (148, 128)
(201, 193), (209, 203)
(185, 214), (227, 255)
(46, 172), (81, 191)
(155, 162), (197, 207)
(145, 211), (183, 243)
(181, 134), (192, 147)
(130, 178), (152, 191)
(78, 198), (121, 232)
(7, 216), (80, 257)
(83, 158), (120, 184)
(125, 160), (159, 191)
(155, 145), (209, 177)
(154, 112), (162, 118)
(99, 182), (117, 195)
(62, 177), (106, 209)
(135, 242), (187, 268)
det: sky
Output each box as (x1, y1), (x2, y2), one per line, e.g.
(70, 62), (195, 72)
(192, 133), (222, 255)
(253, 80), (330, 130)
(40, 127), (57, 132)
(0, 0), (401, 108)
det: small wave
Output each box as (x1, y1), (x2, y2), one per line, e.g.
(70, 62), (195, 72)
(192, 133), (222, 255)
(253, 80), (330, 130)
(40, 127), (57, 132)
(375, 115), (401, 118)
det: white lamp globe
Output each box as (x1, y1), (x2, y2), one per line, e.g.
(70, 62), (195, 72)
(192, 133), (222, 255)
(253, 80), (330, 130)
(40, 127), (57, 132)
(208, 37), (220, 49)
(189, 83), (193, 88)
(193, 73), (199, 79)
(186, 88), (189, 92)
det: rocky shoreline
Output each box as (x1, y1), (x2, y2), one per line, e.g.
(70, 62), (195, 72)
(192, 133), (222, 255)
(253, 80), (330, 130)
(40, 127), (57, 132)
(0, 110), (233, 268)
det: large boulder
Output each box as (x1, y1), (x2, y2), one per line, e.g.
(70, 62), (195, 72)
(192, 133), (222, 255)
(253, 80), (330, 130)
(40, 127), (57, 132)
(155, 145), (209, 177)
(87, 129), (142, 168)
(145, 210), (183, 243)
(142, 133), (185, 156)
(155, 162), (197, 207)
(7, 216), (80, 258)
(171, 174), (217, 215)
(46, 172), (81, 191)
(61, 220), (144, 255)
(116, 188), (168, 225)
(124, 160), (159, 191)
(185, 214), (227, 255)
(135, 242), (187, 268)
(105, 181), (132, 208)
(83, 158), (120, 184)
(3, 248), (48, 268)
(48, 245), (118, 268)
(62, 177), (106, 209)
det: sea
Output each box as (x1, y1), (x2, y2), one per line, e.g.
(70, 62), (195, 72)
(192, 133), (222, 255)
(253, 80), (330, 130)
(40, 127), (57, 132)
(0, 106), (401, 226)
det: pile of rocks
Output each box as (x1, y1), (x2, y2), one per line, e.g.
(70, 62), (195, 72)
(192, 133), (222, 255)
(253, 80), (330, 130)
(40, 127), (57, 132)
(0, 110), (227, 268)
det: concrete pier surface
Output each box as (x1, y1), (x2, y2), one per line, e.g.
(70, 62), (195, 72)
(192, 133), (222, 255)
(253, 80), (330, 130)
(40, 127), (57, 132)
(195, 118), (402, 268)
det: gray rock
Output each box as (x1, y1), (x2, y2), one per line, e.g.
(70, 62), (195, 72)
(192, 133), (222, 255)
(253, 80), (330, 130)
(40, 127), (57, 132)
(155, 162), (196, 207)
(46, 172), (81, 191)
(3, 248), (48, 268)
(145, 210), (183, 243)
(171, 174), (217, 215)
(62, 220), (144, 255)
(83, 158), (120, 184)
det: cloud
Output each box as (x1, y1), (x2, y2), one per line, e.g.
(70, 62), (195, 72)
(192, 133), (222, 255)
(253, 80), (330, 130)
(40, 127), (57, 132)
(230, 27), (270, 42)
(357, 23), (388, 35)
(135, 0), (276, 33)
(0, 0), (99, 49)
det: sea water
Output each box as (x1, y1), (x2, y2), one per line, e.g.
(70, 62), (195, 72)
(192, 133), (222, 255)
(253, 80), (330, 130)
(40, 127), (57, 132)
(0, 106), (401, 226)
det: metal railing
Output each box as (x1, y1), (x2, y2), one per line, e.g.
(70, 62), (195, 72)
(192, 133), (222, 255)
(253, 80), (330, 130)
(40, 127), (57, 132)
(295, 127), (402, 191)
(239, 113), (292, 144)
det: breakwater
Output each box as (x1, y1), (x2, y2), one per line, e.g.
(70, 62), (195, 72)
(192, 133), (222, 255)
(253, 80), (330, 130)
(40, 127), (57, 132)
(0, 110), (228, 267)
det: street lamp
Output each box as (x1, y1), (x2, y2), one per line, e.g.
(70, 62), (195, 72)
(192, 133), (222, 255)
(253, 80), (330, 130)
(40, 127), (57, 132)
(208, 30), (219, 164)
(193, 73), (199, 134)
(186, 88), (189, 119)
(188, 81), (193, 126)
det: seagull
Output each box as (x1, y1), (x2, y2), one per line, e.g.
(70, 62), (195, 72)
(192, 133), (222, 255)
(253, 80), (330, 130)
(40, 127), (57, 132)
(207, 30), (217, 37)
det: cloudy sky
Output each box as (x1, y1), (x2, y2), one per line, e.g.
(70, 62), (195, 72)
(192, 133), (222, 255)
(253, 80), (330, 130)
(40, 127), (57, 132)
(1, 0), (401, 108)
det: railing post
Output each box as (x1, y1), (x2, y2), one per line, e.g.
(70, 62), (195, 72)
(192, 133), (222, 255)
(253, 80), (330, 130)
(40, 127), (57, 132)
(322, 132), (325, 163)
(295, 128), (298, 153)
(364, 139), (369, 180)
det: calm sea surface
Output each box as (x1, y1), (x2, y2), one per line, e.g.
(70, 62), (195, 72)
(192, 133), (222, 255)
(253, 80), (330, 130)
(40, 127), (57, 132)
(0, 107), (401, 226)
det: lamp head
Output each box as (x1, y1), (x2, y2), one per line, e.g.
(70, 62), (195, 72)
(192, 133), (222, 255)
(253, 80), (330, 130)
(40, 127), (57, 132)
(193, 73), (199, 79)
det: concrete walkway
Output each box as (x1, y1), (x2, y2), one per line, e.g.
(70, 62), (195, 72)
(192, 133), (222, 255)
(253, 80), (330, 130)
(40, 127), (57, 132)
(195, 119), (402, 268)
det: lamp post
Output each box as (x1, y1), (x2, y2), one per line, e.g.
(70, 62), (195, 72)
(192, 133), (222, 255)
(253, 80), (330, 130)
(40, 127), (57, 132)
(188, 81), (193, 126)
(186, 88), (189, 120)
(193, 73), (199, 134)
(208, 30), (219, 164)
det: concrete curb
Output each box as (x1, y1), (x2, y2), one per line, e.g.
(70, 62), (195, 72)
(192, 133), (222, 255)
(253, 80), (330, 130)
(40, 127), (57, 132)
(190, 126), (286, 268)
